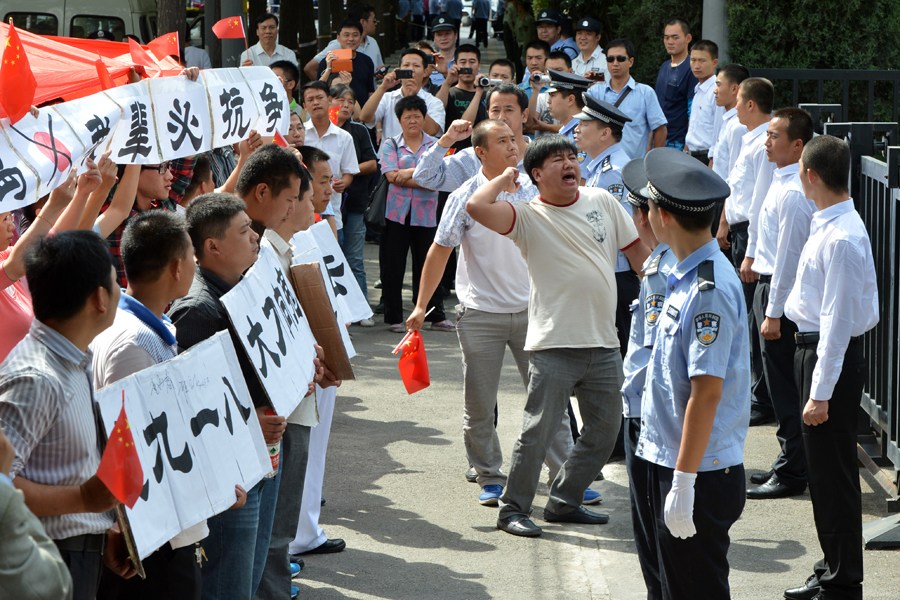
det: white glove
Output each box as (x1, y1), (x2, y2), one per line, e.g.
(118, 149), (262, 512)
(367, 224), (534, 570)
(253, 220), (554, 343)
(664, 470), (697, 539)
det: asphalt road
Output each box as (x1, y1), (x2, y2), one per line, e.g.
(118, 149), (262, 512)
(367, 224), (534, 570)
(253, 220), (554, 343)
(291, 242), (899, 599)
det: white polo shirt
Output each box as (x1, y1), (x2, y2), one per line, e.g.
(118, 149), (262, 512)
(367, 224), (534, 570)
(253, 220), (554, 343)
(369, 88), (446, 140)
(685, 76), (718, 152)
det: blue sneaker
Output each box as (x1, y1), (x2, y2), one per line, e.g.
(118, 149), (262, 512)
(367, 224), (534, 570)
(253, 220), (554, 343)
(479, 484), (503, 506)
(290, 561), (302, 577)
(583, 488), (602, 505)
(291, 584), (300, 598)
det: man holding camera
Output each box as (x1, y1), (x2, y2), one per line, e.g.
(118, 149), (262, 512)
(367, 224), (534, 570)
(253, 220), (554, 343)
(360, 48), (446, 142)
(572, 17), (608, 82)
(436, 44), (490, 152)
(316, 19), (376, 107)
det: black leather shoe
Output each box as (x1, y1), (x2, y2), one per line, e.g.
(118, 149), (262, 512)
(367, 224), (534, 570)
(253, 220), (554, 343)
(749, 407), (776, 426)
(749, 469), (774, 485)
(747, 474), (806, 499)
(297, 538), (346, 555)
(497, 514), (542, 537)
(784, 575), (821, 600)
(543, 505), (609, 524)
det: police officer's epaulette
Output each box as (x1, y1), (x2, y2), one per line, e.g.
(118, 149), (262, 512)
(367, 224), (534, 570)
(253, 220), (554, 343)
(644, 253), (663, 275)
(601, 155), (612, 172)
(697, 260), (716, 291)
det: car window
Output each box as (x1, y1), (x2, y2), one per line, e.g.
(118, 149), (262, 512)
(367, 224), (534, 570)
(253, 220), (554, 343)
(5, 12), (58, 35)
(70, 15), (126, 40)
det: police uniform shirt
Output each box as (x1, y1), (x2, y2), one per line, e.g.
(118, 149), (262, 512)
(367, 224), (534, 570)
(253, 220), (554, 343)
(637, 239), (750, 470)
(622, 243), (676, 418)
(587, 78), (668, 160)
(784, 199), (879, 400)
(750, 164), (815, 319)
(560, 118), (595, 166)
(585, 143), (632, 272)
(551, 37), (579, 60)
(725, 121), (775, 235)
(572, 45), (609, 80)
(710, 108), (746, 182)
(685, 76), (718, 152)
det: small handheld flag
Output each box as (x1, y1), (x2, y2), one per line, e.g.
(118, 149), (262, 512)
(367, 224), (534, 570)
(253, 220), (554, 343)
(96, 392), (145, 508)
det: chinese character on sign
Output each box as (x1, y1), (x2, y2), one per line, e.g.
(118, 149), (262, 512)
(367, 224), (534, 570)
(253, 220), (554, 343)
(219, 87), (250, 139)
(118, 101), (153, 161)
(258, 83), (283, 133)
(84, 114), (111, 159)
(143, 411), (193, 484)
(167, 99), (203, 152)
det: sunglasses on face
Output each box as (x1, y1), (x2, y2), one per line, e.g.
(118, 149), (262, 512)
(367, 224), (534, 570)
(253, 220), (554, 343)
(606, 55), (629, 63)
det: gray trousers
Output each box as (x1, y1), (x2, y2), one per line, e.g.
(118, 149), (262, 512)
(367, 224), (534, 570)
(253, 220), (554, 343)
(456, 306), (573, 487)
(254, 423), (311, 600)
(499, 347), (623, 518)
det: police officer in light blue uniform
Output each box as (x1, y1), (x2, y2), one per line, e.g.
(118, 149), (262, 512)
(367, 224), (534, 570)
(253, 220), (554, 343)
(574, 94), (639, 356)
(619, 158), (677, 600)
(636, 148), (749, 600)
(547, 70), (593, 143)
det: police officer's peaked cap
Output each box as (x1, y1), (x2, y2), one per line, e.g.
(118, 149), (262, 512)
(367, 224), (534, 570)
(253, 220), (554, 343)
(573, 17), (601, 33)
(622, 159), (651, 208)
(535, 9), (563, 25)
(644, 148), (730, 214)
(574, 94), (632, 129)
(431, 15), (455, 31)
(546, 69), (593, 94)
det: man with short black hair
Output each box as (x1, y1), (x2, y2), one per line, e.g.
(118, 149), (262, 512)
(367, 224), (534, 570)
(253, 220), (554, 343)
(685, 40), (720, 164)
(527, 51), (573, 137)
(533, 9), (578, 62)
(488, 59), (515, 82)
(0, 230), (130, 600)
(430, 16), (459, 87)
(587, 38), (667, 159)
(519, 40), (551, 101)
(305, 4), (384, 79)
(315, 19), (376, 107)
(709, 64), (750, 184)
(722, 76), (776, 426)
(654, 19), (697, 150)
(241, 13), (297, 67)
(436, 44), (489, 152)
(234, 143), (304, 236)
(302, 81), (360, 236)
(270, 60), (302, 116)
(546, 70), (592, 147)
(746, 108), (815, 501)
(466, 135), (649, 537)
(360, 48), (446, 140)
(782, 135), (878, 600)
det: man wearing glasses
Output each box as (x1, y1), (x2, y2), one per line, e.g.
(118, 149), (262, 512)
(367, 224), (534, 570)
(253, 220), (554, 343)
(105, 161), (176, 287)
(586, 38), (668, 160)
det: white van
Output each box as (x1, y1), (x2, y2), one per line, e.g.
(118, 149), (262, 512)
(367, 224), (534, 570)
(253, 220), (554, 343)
(3, 0), (158, 42)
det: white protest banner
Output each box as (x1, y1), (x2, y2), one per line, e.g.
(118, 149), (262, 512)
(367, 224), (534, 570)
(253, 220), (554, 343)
(94, 332), (270, 559)
(304, 220), (373, 323)
(290, 229), (356, 358)
(220, 244), (318, 416)
(0, 66), (288, 212)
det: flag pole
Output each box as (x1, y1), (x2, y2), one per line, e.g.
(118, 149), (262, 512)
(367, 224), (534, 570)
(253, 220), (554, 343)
(391, 307), (435, 354)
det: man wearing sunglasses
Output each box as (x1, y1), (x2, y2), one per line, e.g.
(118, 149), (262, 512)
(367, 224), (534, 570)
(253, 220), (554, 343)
(586, 38), (667, 160)
(106, 161), (177, 288)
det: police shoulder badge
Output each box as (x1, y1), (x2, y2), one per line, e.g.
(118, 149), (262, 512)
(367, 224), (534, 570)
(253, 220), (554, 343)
(645, 294), (664, 326)
(694, 312), (720, 346)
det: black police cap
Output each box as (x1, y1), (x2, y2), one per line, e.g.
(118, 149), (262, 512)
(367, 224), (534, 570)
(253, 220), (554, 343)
(622, 159), (650, 208)
(574, 94), (633, 129)
(546, 69), (592, 94)
(644, 148), (731, 214)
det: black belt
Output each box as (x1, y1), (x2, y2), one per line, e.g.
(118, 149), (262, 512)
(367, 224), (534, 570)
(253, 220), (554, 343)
(758, 274), (772, 283)
(54, 533), (106, 554)
(794, 332), (864, 346)
(729, 221), (749, 233)
(689, 149), (710, 158)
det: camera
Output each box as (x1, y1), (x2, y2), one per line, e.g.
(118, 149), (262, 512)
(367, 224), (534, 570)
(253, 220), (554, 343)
(585, 70), (605, 82)
(476, 76), (503, 88)
(458, 67), (473, 75)
(531, 73), (552, 85)
(375, 66), (388, 77)
(395, 69), (414, 79)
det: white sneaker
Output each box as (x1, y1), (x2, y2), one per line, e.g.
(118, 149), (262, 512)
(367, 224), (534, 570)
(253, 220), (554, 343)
(356, 318), (375, 327)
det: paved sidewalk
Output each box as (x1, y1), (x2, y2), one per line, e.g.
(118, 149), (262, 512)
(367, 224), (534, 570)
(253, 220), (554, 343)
(291, 243), (898, 599)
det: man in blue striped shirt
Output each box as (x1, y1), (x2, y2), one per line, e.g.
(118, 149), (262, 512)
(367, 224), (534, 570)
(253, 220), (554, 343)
(0, 231), (135, 600)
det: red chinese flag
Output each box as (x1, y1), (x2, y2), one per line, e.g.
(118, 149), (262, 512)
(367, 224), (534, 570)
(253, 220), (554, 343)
(129, 37), (158, 69)
(398, 331), (430, 394)
(273, 130), (289, 148)
(97, 394), (144, 508)
(95, 58), (115, 90)
(328, 105), (340, 125)
(147, 31), (179, 61)
(212, 16), (246, 40)
(0, 23), (37, 123)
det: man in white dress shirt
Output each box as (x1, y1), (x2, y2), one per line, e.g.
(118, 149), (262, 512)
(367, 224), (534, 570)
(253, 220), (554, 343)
(571, 17), (608, 82)
(240, 13), (297, 67)
(782, 134), (878, 600)
(684, 40), (719, 164)
(746, 108), (815, 501)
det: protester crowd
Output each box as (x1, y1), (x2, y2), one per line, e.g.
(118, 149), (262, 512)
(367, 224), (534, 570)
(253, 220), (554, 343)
(0, 4), (880, 600)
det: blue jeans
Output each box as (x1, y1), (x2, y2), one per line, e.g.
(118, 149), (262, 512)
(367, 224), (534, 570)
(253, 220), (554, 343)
(201, 471), (280, 600)
(340, 211), (368, 302)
